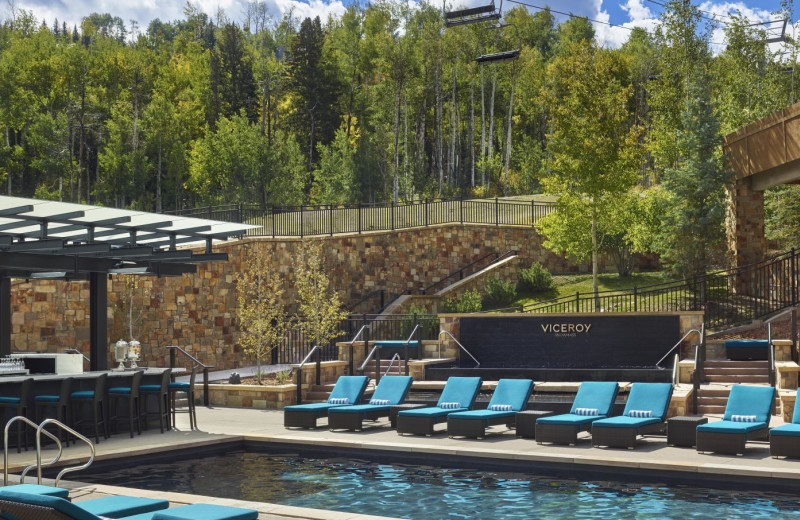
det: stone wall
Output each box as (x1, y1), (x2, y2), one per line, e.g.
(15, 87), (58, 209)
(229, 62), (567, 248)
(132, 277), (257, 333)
(8, 223), (651, 371)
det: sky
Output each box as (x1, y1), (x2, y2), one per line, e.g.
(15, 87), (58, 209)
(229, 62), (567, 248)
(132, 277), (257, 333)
(9, 0), (794, 49)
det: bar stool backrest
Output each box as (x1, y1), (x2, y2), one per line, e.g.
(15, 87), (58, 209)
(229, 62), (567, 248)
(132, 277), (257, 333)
(56, 378), (73, 408)
(188, 365), (197, 389)
(92, 373), (107, 401)
(18, 378), (32, 404)
(157, 369), (172, 395)
(129, 370), (144, 399)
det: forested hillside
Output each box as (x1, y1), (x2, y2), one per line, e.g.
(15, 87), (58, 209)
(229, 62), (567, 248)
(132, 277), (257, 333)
(0, 0), (794, 219)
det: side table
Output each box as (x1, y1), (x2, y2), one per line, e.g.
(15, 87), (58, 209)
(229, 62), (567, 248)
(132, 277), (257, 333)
(667, 416), (708, 447)
(389, 404), (426, 429)
(515, 410), (556, 439)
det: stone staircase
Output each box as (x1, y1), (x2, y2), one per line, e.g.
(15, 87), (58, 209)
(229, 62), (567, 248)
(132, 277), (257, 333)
(696, 359), (776, 415)
(362, 359), (407, 380)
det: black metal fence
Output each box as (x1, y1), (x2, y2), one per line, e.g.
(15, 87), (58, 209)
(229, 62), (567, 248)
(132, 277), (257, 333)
(524, 249), (800, 331)
(166, 198), (556, 238)
(272, 313), (440, 364)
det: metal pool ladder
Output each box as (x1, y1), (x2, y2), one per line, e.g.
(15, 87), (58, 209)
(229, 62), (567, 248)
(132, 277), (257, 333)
(3, 416), (96, 487)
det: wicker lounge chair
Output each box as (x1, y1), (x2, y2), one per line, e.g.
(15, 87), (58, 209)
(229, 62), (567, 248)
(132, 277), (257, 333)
(696, 384), (775, 456)
(770, 388), (800, 458)
(534, 381), (619, 445)
(0, 485), (169, 518)
(328, 376), (413, 431)
(0, 489), (258, 520)
(591, 382), (674, 449)
(446, 379), (533, 438)
(396, 377), (482, 435)
(284, 375), (369, 429)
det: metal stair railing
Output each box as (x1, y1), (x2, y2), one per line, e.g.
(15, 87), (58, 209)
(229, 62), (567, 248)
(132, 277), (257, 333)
(3, 417), (95, 487)
(295, 345), (323, 405)
(438, 330), (480, 367)
(166, 345), (215, 408)
(4, 417), (61, 486)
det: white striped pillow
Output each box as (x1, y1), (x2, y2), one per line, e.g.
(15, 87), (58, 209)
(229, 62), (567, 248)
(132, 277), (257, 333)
(369, 399), (391, 405)
(574, 407), (599, 416)
(628, 410), (653, 418)
(440, 402), (462, 409)
(328, 397), (350, 405)
(731, 414), (758, 423)
(489, 404), (513, 411)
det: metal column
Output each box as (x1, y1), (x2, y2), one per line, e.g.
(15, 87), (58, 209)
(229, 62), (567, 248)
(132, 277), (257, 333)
(0, 276), (9, 357)
(89, 272), (108, 371)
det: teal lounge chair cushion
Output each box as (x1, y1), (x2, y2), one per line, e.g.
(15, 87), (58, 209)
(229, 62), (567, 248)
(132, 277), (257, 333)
(0, 490), (102, 520)
(591, 416), (661, 430)
(327, 376), (370, 404)
(70, 391), (95, 399)
(108, 387), (132, 395)
(34, 395), (60, 403)
(770, 423), (800, 436)
(536, 413), (602, 426)
(168, 382), (191, 390)
(373, 340), (420, 349)
(400, 406), (468, 418)
(139, 385), (163, 392)
(445, 379), (534, 423)
(697, 420), (766, 434)
(436, 377), (482, 408)
(722, 385), (775, 424)
(328, 376), (413, 418)
(622, 383), (673, 421)
(78, 496), (169, 518)
(569, 382), (619, 416)
(123, 503), (259, 520)
(793, 388), (800, 424)
(0, 396), (21, 404)
(0, 484), (69, 498)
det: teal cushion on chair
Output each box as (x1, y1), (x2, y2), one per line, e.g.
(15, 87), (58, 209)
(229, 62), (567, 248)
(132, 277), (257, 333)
(168, 382), (190, 390)
(569, 382), (619, 416)
(70, 391), (95, 399)
(0, 484), (69, 498)
(108, 387), (132, 395)
(139, 385), (162, 392)
(723, 385), (775, 424)
(0, 396), (21, 404)
(78, 495), (169, 517)
(34, 395), (60, 403)
(0, 489), (101, 520)
(123, 503), (259, 520)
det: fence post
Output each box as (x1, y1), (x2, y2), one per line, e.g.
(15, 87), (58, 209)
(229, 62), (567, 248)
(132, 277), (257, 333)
(424, 199), (428, 227)
(358, 203), (362, 234)
(575, 291), (579, 312)
(315, 347), (321, 386)
(531, 200), (535, 226)
(792, 248), (797, 305)
(271, 205), (276, 238)
(495, 197), (499, 226)
(460, 197), (464, 224)
(330, 205), (334, 236)
(633, 286), (637, 312)
(296, 366), (302, 404)
(391, 201), (395, 231)
(300, 204), (304, 238)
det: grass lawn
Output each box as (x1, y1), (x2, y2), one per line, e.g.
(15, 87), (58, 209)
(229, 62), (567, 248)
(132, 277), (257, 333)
(514, 271), (683, 307)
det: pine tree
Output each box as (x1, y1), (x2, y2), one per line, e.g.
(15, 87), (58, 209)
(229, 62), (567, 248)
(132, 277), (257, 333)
(654, 69), (731, 276)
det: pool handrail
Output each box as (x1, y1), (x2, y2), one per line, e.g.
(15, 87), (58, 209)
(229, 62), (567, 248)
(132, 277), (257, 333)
(35, 419), (95, 486)
(345, 324), (371, 375)
(655, 328), (702, 368)
(4, 416), (61, 486)
(296, 345), (324, 405)
(438, 330), (480, 367)
(167, 345), (215, 408)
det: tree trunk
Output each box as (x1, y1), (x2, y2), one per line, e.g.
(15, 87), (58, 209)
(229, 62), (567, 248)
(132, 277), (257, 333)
(480, 64), (486, 186)
(470, 61), (475, 188)
(488, 63), (497, 165)
(393, 80), (401, 203)
(156, 137), (162, 213)
(503, 64), (517, 192)
(450, 59), (457, 187)
(436, 63), (444, 195)
(592, 211), (600, 311)
(4, 127), (9, 195)
(260, 75), (268, 137)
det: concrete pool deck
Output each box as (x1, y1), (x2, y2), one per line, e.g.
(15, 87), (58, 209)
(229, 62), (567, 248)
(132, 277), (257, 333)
(3, 405), (798, 520)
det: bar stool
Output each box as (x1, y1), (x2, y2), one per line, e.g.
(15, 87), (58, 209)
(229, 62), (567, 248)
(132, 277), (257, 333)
(0, 378), (33, 452)
(169, 366), (197, 430)
(70, 373), (108, 444)
(34, 377), (73, 446)
(108, 371), (143, 438)
(140, 369), (171, 433)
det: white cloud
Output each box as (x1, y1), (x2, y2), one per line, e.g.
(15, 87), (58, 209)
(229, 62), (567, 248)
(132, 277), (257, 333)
(13, 0), (347, 34)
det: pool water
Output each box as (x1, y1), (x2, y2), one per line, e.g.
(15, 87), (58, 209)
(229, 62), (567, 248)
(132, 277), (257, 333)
(78, 451), (800, 519)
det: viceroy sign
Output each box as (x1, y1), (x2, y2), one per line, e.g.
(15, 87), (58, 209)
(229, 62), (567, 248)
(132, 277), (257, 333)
(541, 323), (592, 334)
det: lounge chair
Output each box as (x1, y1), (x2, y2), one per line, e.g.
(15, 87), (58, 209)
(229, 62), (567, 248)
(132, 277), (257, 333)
(0, 485), (169, 518)
(534, 381), (619, 445)
(0, 489), (258, 520)
(591, 382), (674, 449)
(696, 384), (776, 455)
(770, 388), (800, 458)
(446, 379), (534, 438)
(328, 375), (413, 431)
(284, 375), (369, 429)
(396, 377), (482, 435)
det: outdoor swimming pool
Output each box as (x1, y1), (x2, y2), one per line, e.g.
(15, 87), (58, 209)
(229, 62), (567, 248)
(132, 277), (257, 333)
(78, 450), (800, 519)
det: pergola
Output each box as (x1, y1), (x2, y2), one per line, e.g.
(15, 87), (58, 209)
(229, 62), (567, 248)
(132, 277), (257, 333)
(0, 196), (257, 370)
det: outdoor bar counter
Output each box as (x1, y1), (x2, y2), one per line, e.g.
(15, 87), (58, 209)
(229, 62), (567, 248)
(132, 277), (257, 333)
(0, 368), (183, 447)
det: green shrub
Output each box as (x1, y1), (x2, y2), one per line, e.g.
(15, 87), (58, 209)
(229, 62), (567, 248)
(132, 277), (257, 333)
(482, 278), (517, 309)
(442, 289), (483, 313)
(517, 261), (554, 293)
(400, 302), (438, 338)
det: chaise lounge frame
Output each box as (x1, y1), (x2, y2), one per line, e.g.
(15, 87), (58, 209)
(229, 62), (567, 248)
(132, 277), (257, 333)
(446, 379), (534, 439)
(591, 382), (673, 450)
(535, 381), (620, 445)
(696, 384), (776, 456)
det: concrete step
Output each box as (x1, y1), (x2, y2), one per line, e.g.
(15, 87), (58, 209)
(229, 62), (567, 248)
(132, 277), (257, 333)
(705, 374), (770, 383)
(704, 360), (769, 368)
(697, 404), (727, 414)
(696, 396), (728, 406)
(304, 391), (332, 401)
(309, 383), (336, 392)
(704, 367), (769, 376)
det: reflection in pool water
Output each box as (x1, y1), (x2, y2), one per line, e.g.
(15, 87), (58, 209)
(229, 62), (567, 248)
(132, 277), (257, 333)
(78, 451), (800, 519)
